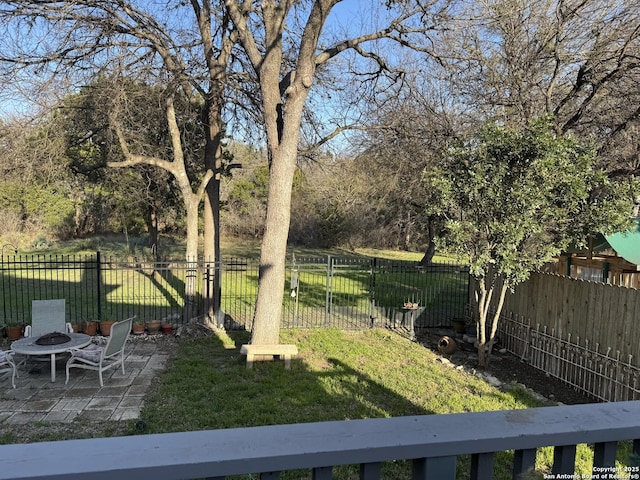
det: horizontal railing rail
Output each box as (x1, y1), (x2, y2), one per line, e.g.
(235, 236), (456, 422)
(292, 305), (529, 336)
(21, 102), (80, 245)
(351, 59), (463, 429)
(1, 401), (639, 479)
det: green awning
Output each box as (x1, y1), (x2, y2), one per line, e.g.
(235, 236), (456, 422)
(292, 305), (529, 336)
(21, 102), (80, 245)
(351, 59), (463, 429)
(605, 218), (640, 266)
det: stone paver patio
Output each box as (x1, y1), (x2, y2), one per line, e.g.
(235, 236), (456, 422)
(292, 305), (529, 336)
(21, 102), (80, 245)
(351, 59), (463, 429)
(0, 336), (173, 424)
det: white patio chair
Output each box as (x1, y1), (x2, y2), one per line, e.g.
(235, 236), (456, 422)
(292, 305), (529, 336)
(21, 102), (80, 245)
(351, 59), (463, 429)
(65, 317), (134, 387)
(0, 349), (17, 388)
(24, 299), (72, 337)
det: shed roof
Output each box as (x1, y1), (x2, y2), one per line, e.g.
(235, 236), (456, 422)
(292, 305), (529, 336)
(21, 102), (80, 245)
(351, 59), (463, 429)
(604, 218), (640, 266)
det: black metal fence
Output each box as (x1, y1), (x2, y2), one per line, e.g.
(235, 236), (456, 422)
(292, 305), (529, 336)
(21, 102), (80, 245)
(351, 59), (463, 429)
(0, 253), (469, 332)
(279, 255), (470, 332)
(497, 311), (640, 402)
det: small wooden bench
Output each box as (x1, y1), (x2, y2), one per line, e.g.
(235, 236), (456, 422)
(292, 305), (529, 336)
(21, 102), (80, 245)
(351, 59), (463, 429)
(240, 344), (298, 369)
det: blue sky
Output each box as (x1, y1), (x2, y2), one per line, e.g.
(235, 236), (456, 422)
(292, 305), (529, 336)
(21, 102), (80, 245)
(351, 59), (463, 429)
(0, 0), (400, 127)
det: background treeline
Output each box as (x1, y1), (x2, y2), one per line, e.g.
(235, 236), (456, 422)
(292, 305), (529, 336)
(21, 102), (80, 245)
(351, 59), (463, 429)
(0, 110), (434, 253)
(0, 80), (449, 254)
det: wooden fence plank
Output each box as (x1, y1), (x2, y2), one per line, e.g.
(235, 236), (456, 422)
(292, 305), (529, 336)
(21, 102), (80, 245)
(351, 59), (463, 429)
(477, 272), (640, 369)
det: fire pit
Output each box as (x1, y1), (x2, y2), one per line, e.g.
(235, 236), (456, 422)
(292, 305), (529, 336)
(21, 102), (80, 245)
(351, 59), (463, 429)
(35, 332), (71, 346)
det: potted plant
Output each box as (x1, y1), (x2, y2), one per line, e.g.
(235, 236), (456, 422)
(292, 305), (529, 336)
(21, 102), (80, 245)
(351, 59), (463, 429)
(99, 320), (116, 336)
(83, 320), (98, 336)
(161, 322), (174, 335)
(146, 320), (161, 335)
(132, 318), (146, 335)
(5, 320), (23, 341)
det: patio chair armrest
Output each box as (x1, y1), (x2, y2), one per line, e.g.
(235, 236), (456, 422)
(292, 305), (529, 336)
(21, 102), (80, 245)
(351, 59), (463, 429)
(5, 351), (16, 364)
(24, 325), (31, 337)
(67, 344), (103, 363)
(66, 322), (73, 333)
(0, 349), (15, 363)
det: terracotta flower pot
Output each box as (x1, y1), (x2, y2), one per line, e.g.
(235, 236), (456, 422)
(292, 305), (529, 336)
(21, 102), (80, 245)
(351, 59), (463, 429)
(99, 320), (115, 336)
(161, 323), (173, 335)
(83, 321), (97, 336)
(5, 325), (23, 341)
(132, 323), (146, 335)
(437, 336), (457, 355)
(146, 321), (161, 335)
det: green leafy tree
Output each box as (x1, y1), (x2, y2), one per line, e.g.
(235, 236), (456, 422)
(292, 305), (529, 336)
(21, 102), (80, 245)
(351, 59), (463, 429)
(225, 165), (305, 239)
(424, 118), (637, 366)
(225, 166), (270, 238)
(0, 118), (78, 239)
(59, 78), (191, 250)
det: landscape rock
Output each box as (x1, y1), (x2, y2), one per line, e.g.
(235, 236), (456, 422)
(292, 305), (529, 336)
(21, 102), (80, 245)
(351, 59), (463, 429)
(437, 357), (453, 367)
(481, 373), (503, 387)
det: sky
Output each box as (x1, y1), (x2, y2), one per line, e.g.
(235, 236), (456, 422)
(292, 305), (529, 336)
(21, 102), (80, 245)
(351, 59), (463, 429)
(0, 0), (400, 131)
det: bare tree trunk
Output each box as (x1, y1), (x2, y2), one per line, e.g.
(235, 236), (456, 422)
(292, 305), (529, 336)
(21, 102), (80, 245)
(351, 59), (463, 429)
(419, 218), (437, 266)
(146, 204), (159, 258)
(225, 0), (437, 345)
(235, 0), (312, 345)
(203, 174), (223, 326)
(250, 142), (299, 344)
(110, 93), (212, 322)
(202, 105), (224, 324)
(476, 277), (490, 367)
(486, 282), (508, 360)
(183, 196), (201, 322)
(475, 274), (509, 367)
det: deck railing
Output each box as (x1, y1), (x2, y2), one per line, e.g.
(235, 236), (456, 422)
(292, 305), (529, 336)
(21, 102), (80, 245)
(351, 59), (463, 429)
(1, 401), (639, 479)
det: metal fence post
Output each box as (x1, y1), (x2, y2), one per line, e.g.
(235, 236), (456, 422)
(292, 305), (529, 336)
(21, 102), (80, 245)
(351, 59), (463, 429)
(1, 256), (6, 323)
(96, 251), (102, 321)
(325, 255), (332, 327)
(369, 257), (377, 328)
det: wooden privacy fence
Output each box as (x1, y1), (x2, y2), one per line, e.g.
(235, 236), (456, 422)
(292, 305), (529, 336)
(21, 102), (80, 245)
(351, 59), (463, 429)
(470, 272), (640, 401)
(500, 272), (640, 365)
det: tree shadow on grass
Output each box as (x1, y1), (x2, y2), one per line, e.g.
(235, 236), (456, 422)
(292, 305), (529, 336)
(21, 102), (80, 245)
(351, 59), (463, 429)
(140, 328), (435, 478)
(220, 329), (433, 422)
(143, 328), (594, 479)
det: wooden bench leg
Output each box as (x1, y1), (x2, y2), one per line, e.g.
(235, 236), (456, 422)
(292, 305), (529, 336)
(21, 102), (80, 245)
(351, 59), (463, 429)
(240, 345), (297, 369)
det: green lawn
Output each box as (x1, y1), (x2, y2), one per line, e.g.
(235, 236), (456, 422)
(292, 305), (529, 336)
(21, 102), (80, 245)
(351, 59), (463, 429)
(138, 328), (612, 479)
(13, 233), (448, 263)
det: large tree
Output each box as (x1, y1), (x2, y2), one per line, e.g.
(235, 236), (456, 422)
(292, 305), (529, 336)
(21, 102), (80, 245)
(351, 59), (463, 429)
(347, 84), (460, 259)
(424, 118), (637, 366)
(0, 1), (239, 320)
(225, 0), (454, 344)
